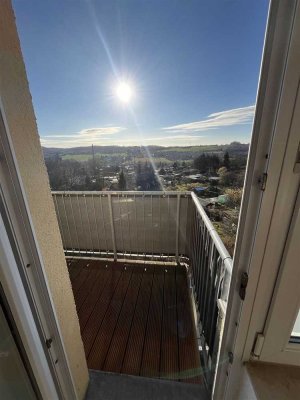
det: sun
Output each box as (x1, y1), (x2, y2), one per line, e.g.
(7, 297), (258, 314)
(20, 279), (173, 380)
(116, 82), (133, 103)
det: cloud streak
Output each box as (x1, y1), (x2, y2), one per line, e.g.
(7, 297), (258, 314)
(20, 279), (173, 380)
(163, 105), (255, 133)
(79, 127), (124, 135)
(142, 135), (204, 141)
(40, 105), (254, 148)
(41, 125), (125, 147)
(40, 133), (206, 148)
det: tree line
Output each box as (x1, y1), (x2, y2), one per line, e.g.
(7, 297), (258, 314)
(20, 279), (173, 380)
(193, 151), (230, 173)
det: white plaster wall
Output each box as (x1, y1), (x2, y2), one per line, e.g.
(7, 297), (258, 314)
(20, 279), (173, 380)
(234, 362), (300, 400)
(0, 1), (89, 398)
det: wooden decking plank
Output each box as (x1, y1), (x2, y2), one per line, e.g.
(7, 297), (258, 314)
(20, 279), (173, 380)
(102, 266), (144, 373)
(87, 266), (134, 369)
(76, 263), (112, 325)
(81, 265), (124, 356)
(66, 258), (77, 267)
(160, 266), (179, 381)
(176, 266), (203, 384)
(69, 259), (202, 386)
(121, 265), (155, 376)
(68, 259), (83, 282)
(68, 259), (89, 285)
(71, 259), (93, 295)
(140, 265), (165, 379)
(73, 261), (104, 311)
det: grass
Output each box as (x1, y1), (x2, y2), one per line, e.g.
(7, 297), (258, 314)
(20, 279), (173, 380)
(156, 145), (221, 153)
(62, 154), (93, 161)
(62, 152), (127, 161)
(135, 157), (173, 165)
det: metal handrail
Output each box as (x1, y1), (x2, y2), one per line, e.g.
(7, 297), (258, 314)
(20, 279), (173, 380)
(191, 193), (232, 262)
(191, 192), (233, 301)
(52, 190), (191, 196)
(189, 191), (233, 388)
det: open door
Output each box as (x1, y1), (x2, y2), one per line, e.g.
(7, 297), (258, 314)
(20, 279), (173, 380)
(0, 285), (39, 399)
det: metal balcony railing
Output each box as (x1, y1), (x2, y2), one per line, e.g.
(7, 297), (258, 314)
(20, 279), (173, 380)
(52, 190), (233, 388)
(189, 192), (233, 389)
(52, 191), (193, 261)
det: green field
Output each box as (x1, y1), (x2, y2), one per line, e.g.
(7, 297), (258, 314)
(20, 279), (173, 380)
(62, 152), (127, 161)
(157, 145), (221, 153)
(62, 154), (93, 161)
(136, 157), (173, 165)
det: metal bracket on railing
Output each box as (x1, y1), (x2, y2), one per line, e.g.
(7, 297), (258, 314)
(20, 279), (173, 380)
(45, 337), (53, 349)
(258, 172), (268, 191)
(239, 272), (248, 300)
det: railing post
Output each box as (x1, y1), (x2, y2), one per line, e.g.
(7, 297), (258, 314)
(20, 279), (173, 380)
(176, 193), (181, 262)
(108, 193), (117, 261)
(53, 194), (65, 250)
(62, 193), (73, 252)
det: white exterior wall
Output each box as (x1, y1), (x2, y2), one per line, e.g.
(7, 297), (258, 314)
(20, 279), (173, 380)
(0, 1), (89, 398)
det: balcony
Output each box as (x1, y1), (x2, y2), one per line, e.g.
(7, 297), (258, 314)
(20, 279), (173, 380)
(52, 191), (233, 394)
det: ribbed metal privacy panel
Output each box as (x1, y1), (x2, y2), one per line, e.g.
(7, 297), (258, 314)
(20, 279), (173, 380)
(52, 192), (192, 258)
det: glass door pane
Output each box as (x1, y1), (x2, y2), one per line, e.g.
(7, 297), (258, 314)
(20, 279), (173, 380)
(0, 302), (36, 399)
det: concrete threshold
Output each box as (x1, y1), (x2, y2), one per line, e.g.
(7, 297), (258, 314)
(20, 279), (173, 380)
(85, 370), (209, 400)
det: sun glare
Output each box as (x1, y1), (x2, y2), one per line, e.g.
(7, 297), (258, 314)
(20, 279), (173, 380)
(116, 82), (133, 103)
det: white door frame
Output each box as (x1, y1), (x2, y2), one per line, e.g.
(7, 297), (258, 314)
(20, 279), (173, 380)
(0, 211), (58, 399)
(213, 0), (300, 398)
(259, 187), (300, 364)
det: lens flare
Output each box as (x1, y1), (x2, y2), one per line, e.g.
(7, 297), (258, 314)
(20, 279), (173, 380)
(116, 82), (133, 103)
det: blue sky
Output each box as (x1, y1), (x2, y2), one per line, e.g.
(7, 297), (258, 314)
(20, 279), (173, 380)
(13, 0), (269, 148)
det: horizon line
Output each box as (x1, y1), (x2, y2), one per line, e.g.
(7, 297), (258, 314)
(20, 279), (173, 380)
(42, 141), (250, 150)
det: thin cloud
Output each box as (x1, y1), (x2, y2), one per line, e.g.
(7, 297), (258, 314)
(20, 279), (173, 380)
(79, 127), (124, 135)
(41, 125), (125, 147)
(143, 135), (205, 141)
(40, 105), (254, 148)
(163, 105), (255, 133)
(40, 133), (205, 148)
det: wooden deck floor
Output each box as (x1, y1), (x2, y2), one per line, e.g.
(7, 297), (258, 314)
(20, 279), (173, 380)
(68, 258), (203, 384)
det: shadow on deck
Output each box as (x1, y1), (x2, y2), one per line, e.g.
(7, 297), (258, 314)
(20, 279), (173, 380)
(68, 258), (203, 385)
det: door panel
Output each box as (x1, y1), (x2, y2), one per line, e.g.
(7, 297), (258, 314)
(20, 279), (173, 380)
(0, 295), (36, 399)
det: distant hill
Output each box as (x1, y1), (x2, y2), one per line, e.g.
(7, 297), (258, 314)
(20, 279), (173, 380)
(42, 142), (249, 161)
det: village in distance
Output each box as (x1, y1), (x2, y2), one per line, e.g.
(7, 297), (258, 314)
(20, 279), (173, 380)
(43, 142), (248, 255)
